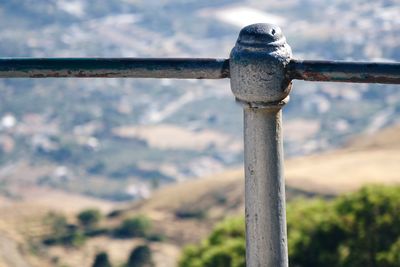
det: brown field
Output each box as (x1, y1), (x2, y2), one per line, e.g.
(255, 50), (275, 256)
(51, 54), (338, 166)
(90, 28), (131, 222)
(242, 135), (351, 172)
(112, 124), (242, 152)
(286, 125), (400, 194)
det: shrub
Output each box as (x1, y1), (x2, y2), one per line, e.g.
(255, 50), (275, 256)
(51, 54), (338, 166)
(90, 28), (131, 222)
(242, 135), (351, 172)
(179, 218), (245, 267)
(77, 208), (102, 228)
(43, 211), (89, 247)
(43, 229), (87, 247)
(180, 186), (400, 267)
(288, 186), (400, 267)
(114, 215), (151, 238)
(146, 233), (165, 242)
(44, 212), (68, 237)
(126, 245), (154, 267)
(92, 252), (112, 267)
(334, 186), (400, 267)
(63, 230), (86, 247)
(175, 208), (206, 220)
(287, 199), (344, 267)
(107, 209), (123, 218)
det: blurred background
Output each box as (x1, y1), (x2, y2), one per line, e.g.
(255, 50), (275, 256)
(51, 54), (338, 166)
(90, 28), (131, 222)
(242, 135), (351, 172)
(0, 0), (399, 266)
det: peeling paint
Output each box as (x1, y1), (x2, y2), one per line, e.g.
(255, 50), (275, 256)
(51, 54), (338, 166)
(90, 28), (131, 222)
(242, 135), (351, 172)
(287, 59), (400, 84)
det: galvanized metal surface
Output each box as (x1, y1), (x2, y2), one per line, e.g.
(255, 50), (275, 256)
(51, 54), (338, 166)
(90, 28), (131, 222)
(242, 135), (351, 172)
(0, 58), (230, 79)
(244, 107), (288, 267)
(230, 23), (290, 267)
(230, 24), (292, 104)
(288, 59), (400, 84)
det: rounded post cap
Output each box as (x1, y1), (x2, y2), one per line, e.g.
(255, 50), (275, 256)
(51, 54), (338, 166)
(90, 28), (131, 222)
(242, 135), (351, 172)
(229, 23), (292, 106)
(237, 24), (284, 47)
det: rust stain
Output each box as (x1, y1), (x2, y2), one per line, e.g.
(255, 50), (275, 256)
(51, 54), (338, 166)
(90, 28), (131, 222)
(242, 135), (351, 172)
(287, 59), (400, 84)
(302, 71), (330, 81)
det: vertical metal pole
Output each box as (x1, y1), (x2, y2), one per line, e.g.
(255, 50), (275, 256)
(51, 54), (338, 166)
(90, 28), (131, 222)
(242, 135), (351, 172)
(229, 24), (293, 267)
(244, 106), (287, 267)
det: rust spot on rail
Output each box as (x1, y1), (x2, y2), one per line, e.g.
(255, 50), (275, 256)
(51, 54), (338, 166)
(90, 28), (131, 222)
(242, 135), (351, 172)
(287, 59), (400, 84)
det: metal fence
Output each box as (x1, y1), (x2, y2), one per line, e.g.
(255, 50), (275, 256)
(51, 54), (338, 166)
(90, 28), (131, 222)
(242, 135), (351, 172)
(1, 23), (400, 267)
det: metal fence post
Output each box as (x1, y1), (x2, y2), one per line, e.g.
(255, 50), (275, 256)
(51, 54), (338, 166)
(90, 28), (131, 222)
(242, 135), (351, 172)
(230, 23), (292, 267)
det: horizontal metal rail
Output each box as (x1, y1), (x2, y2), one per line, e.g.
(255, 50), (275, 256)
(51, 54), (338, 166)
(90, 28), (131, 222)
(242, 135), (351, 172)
(1, 58), (400, 85)
(0, 58), (230, 79)
(288, 59), (400, 84)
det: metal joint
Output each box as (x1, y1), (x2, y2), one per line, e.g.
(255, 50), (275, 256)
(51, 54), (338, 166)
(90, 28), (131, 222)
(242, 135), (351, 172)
(230, 23), (290, 267)
(229, 23), (292, 108)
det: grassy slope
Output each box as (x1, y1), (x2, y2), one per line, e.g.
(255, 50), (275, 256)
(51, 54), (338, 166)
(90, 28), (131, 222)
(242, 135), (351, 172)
(0, 190), (119, 267)
(1, 125), (399, 267)
(286, 125), (400, 194)
(120, 124), (400, 247)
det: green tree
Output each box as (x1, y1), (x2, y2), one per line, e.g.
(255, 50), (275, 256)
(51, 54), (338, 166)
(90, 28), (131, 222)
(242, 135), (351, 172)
(115, 215), (151, 238)
(286, 199), (345, 267)
(179, 186), (400, 267)
(179, 218), (245, 267)
(126, 245), (154, 267)
(77, 208), (102, 228)
(334, 186), (400, 267)
(287, 186), (400, 267)
(377, 238), (400, 266)
(92, 252), (112, 267)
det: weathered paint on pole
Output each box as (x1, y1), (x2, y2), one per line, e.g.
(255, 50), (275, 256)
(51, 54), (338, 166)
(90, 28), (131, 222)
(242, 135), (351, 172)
(288, 59), (400, 84)
(0, 58), (230, 79)
(243, 106), (288, 267)
(230, 23), (292, 267)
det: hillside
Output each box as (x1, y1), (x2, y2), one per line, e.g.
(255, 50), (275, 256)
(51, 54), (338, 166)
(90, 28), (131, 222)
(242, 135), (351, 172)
(285, 124), (400, 194)
(85, 124), (397, 265)
(0, 123), (399, 267)
(130, 122), (400, 208)
(118, 123), (400, 249)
